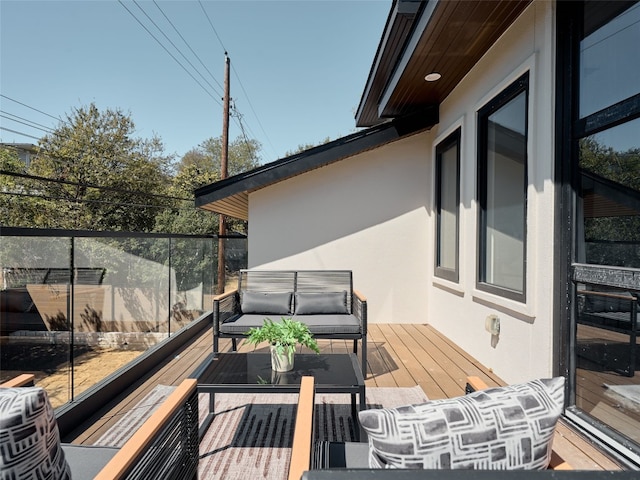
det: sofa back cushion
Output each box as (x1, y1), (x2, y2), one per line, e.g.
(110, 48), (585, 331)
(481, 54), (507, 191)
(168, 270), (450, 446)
(0, 386), (72, 479)
(359, 377), (565, 470)
(241, 291), (293, 315)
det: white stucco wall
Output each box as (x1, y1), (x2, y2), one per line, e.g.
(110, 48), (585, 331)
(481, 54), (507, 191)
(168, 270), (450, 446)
(247, 0), (556, 384)
(426, 0), (557, 383)
(249, 133), (431, 326)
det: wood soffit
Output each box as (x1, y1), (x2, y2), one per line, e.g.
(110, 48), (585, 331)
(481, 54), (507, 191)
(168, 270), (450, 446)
(356, 0), (532, 127)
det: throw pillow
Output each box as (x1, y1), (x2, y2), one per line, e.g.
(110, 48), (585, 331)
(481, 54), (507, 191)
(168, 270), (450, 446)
(241, 291), (292, 314)
(0, 386), (72, 479)
(294, 291), (348, 315)
(359, 377), (565, 470)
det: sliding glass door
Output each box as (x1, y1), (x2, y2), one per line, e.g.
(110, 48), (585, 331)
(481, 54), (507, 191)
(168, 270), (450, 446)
(558, 0), (640, 464)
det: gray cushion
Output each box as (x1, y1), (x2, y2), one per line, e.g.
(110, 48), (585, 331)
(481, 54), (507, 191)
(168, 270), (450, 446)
(358, 377), (565, 470)
(241, 291), (292, 314)
(295, 291), (348, 315)
(0, 387), (72, 480)
(220, 313), (361, 335)
(62, 444), (119, 479)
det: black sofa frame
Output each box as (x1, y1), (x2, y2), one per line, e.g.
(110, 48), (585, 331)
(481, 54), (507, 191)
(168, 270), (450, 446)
(212, 269), (368, 377)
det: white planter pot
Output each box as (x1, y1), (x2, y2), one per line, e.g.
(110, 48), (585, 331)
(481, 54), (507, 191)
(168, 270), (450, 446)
(270, 345), (294, 372)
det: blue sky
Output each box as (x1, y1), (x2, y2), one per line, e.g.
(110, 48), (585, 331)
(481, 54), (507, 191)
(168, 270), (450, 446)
(0, 0), (390, 163)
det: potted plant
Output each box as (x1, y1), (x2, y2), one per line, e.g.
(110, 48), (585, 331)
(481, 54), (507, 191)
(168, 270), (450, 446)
(245, 317), (320, 372)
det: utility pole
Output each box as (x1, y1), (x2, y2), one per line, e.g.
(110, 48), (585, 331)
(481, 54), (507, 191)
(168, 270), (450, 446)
(217, 53), (230, 294)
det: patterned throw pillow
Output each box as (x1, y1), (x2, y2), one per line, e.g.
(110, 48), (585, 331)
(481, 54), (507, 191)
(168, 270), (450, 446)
(0, 387), (72, 480)
(359, 377), (565, 470)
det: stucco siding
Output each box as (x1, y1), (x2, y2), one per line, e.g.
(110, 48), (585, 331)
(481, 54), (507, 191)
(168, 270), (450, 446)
(427, 0), (556, 383)
(246, 0), (557, 384)
(249, 133), (431, 325)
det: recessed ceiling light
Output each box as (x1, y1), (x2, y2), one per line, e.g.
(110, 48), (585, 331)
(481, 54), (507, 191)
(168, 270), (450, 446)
(425, 72), (442, 82)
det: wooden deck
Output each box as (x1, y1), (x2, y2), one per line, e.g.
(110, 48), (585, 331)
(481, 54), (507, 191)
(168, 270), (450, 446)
(63, 323), (625, 471)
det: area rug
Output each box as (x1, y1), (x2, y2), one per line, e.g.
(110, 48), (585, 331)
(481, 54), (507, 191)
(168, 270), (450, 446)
(198, 386), (428, 480)
(92, 384), (428, 479)
(604, 383), (640, 412)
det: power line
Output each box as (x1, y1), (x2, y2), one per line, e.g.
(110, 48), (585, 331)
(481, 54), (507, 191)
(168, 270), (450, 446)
(198, 0), (227, 54)
(152, 0), (225, 94)
(230, 66), (278, 160)
(0, 94), (67, 125)
(0, 113), (56, 135)
(0, 126), (40, 141)
(195, 0), (274, 158)
(118, 0), (222, 107)
(0, 189), (194, 212)
(0, 111), (56, 133)
(0, 169), (193, 202)
(132, 0), (224, 99)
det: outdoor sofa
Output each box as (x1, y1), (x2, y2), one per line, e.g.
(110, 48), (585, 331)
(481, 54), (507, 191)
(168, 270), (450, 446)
(213, 269), (368, 376)
(287, 376), (573, 480)
(0, 374), (199, 479)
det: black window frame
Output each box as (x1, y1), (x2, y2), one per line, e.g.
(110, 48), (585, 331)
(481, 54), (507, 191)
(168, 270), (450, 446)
(477, 72), (529, 303)
(556, 1), (640, 465)
(434, 128), (461, 283)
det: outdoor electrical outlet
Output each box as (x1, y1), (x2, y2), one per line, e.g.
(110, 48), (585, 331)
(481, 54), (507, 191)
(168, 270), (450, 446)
(485, 314), (500, 335)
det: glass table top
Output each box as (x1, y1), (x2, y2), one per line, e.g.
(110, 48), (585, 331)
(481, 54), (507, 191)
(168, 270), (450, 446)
(198, 353), (363, 388)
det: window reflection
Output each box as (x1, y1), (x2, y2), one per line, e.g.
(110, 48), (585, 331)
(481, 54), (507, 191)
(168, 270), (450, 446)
(580, 3), (640, 118)
(578, 118), (640, 268)
(479, 86), (527, 298)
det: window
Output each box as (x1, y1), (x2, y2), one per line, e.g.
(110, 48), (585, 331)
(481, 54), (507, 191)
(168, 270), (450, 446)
(435, 129), (460, 282)
(477, 74), (529, 301)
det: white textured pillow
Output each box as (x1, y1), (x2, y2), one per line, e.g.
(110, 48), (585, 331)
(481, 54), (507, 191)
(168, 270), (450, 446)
(0, 386), (72, 479)
(359, 377), (565, 470)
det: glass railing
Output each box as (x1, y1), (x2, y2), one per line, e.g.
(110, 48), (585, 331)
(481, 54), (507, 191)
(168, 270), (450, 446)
(0, 228), (247, 407)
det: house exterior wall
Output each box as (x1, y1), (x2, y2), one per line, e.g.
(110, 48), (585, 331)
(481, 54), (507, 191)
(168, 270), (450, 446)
(427, 0), (556, 383)
(248, 1), (556, 383)
(248, 133), (431, 327)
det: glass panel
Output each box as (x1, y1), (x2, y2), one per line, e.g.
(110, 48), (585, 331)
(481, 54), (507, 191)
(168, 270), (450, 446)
(483, 91), (527, 293)
(72, 237), (172, 398)
(170, 237), (215, 330)
(1, 231), (223, 408)
(0, 236), (72, 407)
(575, 282), (640, 445)
(437, 140), (459, 276)
(580, 3), (640, 118)
(222, 235), (248, 291)
(578, 118), (640, 268)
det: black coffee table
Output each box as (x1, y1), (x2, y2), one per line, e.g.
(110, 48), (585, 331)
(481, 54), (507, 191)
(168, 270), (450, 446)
(190, 352), (366, 440)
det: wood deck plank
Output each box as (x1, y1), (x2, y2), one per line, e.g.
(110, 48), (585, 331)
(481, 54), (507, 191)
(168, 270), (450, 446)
(58, 322), (626, 471)
(365, 324), (401, 387)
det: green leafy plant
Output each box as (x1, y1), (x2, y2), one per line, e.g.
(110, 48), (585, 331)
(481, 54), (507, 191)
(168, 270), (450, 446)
(245, 317), (320, 362)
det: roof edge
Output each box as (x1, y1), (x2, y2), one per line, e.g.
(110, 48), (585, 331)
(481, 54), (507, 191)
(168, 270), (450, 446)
(195, 107), (438, 218)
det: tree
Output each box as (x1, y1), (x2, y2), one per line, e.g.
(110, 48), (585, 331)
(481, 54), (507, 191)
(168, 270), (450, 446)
(28, 103), (174, 231)
(155, 135), (261, 236)
(284, 137), (332, 157)
(579, 137), (640, 267)
(198, 136), (261, 177)
(0, 145), (31, 226)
